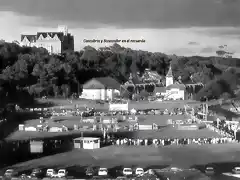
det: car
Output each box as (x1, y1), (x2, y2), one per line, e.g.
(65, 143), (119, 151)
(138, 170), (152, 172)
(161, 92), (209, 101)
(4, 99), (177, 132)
(57, 169), (68, 178)
(46, 169), (55, 177)
(20, 174), (30, 179)
(86, 167), (94, 176)
(232, 167), (240, 174)
(51, 173), (59, 178)
(122, 168), (133, 176)
(4, 169), (17, 177)
(116, 176), (127, 180)
(205, 166), (215, 175)
(135, 168), (144, 175)
(98, 168), (108, 176)
(30, 168), (42, 177)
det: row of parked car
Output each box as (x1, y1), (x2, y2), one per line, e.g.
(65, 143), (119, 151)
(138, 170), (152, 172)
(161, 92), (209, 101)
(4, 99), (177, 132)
(3, 167), (145, 179)
(83, 167), (144, 177)
(205, 166), (240, 175)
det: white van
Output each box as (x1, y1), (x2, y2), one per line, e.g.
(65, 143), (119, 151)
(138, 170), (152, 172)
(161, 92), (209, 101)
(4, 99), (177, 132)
(98, 168), (108, 176)
(123, 168), (132, 176)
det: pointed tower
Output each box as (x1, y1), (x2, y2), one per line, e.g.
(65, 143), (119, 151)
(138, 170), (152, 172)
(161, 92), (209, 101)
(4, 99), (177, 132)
(166, 63), (173, 87)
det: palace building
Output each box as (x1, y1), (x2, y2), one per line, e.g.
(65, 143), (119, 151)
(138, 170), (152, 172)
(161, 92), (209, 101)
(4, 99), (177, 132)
(20, 25), (74, 54)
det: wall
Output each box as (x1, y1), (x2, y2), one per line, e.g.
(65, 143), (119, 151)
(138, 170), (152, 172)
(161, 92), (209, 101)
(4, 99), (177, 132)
(100, 89), (106, 100)
(81, 88), (118, 100)
(179, 90), (185, 100)
(166, 89), (184, 100)
(83, 141), (93, 149)
(36, 39), (62, 54)
(109, 103), (128, 111)
(81, 89), (101, 100)
(30, 141), (43, 153)
(62, 35), (74, 51)
(166, 77), (173, 87)
(21, 37), (35, 47)
(93, 141), (100, 149)
(106, 89), (113, 100)
(138, 124), (153, 130)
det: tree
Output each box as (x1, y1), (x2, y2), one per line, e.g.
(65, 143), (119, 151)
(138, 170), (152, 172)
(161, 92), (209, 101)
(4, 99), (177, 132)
(0, 41), (239, 107)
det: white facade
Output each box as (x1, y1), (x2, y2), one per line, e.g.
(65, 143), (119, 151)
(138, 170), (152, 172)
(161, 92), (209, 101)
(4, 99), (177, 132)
(49, 127), (63, 132)
(109, 103), (128, 111)
(81, 89), (119, 100)
(165, 88), (185, 100)
(25, 126), (37, 131)
(166, 65), (174, 87)
(166, 76), (174, 87)
(21, 36), (36, 47)
(36, 38), (62, 54)
(74, 137), (100, 150)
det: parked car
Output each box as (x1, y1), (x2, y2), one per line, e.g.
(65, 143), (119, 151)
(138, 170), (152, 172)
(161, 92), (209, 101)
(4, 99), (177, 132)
(46, 169), (55, 177)
(57, 169), (68, 178)
(122, 168), (133, 176)
(98, 168), (108, 176)
(232, 167), (240, 174)
(205, 166), (215, 175)
(4, 169), (17, 177)
(135, 168), (144, 175)
(96, 100), (105, 104)
(30, 168), (42, 177)
(86, 167), (95, 176)
(20, 174), (30, 179)
(116, 176), (127, 180)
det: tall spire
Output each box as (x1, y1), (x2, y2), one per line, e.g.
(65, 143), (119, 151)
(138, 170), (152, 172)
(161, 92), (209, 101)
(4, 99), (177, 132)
(166, 63), (173, 77)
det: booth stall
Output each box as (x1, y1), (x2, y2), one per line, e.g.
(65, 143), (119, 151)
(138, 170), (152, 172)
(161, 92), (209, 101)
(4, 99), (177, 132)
(73, 137), (100, 149)
(30, 140), (44, 153)
(109, 103), (128, 111)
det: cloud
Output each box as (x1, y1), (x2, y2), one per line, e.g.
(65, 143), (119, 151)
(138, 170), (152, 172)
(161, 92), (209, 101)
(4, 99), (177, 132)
(188, 42), (200, 45)
(0, 11), (42, 41)
(1, 11), (240, 58)
(200, 47), (216, 53)
(194, 27), (240, 38)
(215, 0), (239, 4)
(0, 0), (240, 29)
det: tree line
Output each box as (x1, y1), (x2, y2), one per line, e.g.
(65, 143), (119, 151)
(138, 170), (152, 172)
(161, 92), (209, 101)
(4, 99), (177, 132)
(0, 42), (239, 108)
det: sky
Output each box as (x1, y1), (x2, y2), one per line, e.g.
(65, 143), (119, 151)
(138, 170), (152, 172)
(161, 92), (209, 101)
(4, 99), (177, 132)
(0, 0), (240, 57)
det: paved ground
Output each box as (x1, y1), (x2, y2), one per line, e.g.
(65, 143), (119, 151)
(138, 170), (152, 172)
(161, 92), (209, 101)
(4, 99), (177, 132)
(7, 144), (240, 171)
(2, 144), (240, 179)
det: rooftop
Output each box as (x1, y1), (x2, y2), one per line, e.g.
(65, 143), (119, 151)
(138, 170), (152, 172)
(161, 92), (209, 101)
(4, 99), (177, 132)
(74, 137), (100, 140)
(83, 77), (121, 90)
(166, 84), (185, 90)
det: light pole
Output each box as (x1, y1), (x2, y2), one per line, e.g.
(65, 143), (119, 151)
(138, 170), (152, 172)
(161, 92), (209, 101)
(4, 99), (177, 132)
(205, 96), (208, 121)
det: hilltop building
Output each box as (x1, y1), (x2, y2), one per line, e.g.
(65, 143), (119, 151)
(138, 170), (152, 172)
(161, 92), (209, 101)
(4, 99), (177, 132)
(80, 77), (121, 100)
(20, 25), (74, 54)
(155, 64), (186, 100)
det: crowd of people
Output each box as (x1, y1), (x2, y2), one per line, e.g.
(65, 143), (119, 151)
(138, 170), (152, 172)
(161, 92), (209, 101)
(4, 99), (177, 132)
(207, 123), (234, 139)
(17, 99), (240, 147)
(111, 136), (235, 146)
(49, 106), (186, 118)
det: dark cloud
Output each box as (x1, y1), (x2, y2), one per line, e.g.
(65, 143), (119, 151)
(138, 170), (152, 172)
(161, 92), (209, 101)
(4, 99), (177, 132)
(188, 42), (200, 45)
(195, 28), (240, 38)
(0, 0), (240, 28)
(215, 0), (239, 4)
